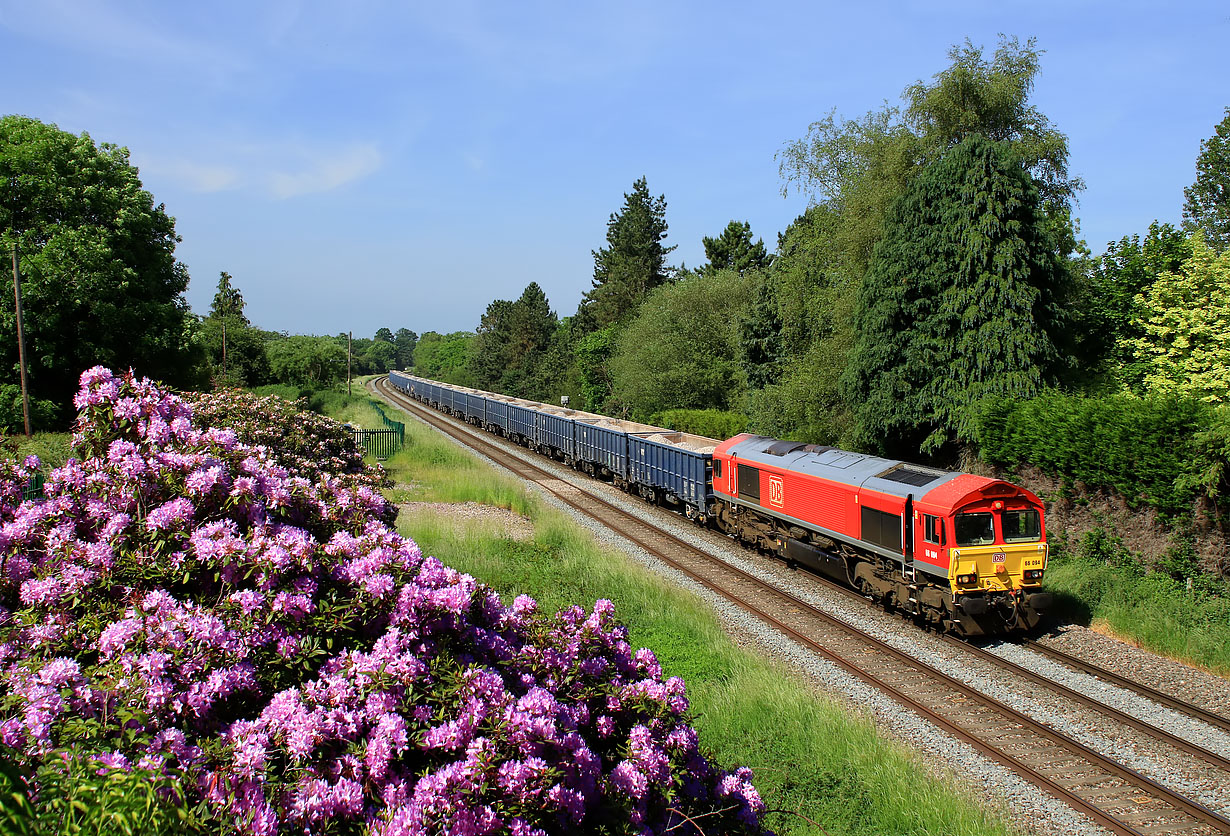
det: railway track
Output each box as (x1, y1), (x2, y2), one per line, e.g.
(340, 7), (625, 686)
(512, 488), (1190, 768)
(373, 376), (1230, 836)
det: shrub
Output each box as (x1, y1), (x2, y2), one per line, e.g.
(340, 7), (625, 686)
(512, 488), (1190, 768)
(977, 390), (1218, 518)
(647, 409), (747, 441)
(0, 368), (766, 835)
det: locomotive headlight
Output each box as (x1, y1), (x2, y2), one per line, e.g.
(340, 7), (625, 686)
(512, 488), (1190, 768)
(957, 573), (977, 585)
(1023, 569), (1044, 581)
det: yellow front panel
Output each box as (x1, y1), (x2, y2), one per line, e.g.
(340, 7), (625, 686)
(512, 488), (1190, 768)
(950, 543), (1048, 592)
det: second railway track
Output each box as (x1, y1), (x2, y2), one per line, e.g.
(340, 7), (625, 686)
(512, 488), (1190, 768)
(373, 376), (1230, 836)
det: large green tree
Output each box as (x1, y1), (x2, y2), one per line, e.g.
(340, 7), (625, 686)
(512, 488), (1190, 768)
(265, 335), (347, 387)
(608, 269), (754, 418)
(769, 37), (1079, 449)
(845, 134), (1070, 457)
(0, 115), (200, 416)
(393, 328), (418, 369)
(578, 177), (675, 329)
(411, 331), (476, 386)
(1183, 107), (1230, 252)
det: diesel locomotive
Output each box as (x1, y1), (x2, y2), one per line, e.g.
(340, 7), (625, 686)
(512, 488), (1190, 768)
(386, 371), (1052, 637)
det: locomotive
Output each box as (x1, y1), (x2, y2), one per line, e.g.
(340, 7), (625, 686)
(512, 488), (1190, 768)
(386, 371), (1052, 637)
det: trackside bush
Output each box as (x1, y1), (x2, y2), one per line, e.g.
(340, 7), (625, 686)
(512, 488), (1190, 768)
(977, 391), (1220, 518)
(0, 368), (767, 835)
(647, 409), (746, 440)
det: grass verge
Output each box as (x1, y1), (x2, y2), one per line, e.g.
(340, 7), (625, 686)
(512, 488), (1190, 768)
(1044, 533), (1230, 675)
(366, 397), (1019, 836)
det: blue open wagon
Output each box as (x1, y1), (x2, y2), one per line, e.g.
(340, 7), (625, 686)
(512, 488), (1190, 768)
(629, 431), (719, 522)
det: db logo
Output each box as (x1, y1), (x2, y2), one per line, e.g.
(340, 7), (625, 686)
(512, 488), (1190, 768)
(768, 475), (785, 508)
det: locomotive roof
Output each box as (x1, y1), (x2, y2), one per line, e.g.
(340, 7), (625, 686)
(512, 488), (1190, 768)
(717, 434), (964, 501)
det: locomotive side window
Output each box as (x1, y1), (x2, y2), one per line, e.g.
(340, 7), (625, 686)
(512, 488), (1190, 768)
(1002, 509), (1041, 543)
(924, 514), (944, 545)
(737, 464), (760, 502)
(955, 512), (995, 546)
(714, 459), (723, 479)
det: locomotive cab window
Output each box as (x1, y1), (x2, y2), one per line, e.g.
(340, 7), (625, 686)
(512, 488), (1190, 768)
(923, 514), (944, 545)
(1002, 509), (1041, 543)
(714, 459), (723, 479)
(955, 512), (994, 546)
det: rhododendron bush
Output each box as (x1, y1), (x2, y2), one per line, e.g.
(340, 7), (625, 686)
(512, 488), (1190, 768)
(0, 369), (766, 835)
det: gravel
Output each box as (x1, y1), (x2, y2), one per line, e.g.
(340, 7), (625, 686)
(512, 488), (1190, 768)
(385, 392), (1230, 836)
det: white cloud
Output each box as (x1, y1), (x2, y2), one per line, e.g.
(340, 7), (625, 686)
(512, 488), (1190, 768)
(138, 156), (242, 193)
(266, 143), (383, 199)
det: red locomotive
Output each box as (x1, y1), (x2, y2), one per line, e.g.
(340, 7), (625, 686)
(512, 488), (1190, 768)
(712, 434), (1051, 637)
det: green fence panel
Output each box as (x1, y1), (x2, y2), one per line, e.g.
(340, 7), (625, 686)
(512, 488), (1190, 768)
(350, 427), (404, 460)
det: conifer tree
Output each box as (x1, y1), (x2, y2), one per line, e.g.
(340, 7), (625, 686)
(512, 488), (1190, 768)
(699, 221), (774, 276)
(579, 177), (675, 329)
(1183, 107), (1230, 252)
(845, 134), (1069, 456)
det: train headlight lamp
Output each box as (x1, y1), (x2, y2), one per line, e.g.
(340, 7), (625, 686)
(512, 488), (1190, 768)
(957, 573), (977, 585)
(1023, 569), (1044, 580)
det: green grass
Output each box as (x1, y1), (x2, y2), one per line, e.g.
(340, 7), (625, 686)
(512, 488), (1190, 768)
(1044, 538), (1230, 675)
(366, 399), (1020, 836)
(6, 432), (72, 470)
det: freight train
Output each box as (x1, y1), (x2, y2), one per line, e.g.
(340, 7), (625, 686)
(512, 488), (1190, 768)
(387, 371), (1052, 637)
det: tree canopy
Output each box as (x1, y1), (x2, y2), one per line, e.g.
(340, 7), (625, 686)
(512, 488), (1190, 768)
(1183, 107), (1230, 252)
(578, 177), (675, 329)
(0, 115), (199, 418)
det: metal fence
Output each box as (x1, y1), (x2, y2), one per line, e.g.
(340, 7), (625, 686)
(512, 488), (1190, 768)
(350, 404), (406, 460)
(22, 472), (44, 502)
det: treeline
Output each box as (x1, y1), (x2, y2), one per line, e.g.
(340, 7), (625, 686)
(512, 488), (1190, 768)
(0, 113), (417, 427)
(410, 38), (1230, 540)
(199, 271), (418, 390)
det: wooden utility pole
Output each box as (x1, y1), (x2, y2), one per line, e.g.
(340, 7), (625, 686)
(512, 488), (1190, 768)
(11, 246), (32, 437)
(347, 331), (352, 396)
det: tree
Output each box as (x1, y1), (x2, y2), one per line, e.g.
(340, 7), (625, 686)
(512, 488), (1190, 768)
(738, 273), (783, 390)
(772, 38), (1080, 449)
(0, 115), (200, 416)
(212, 271), (249, 325)
(1081, 223), (1191, 389)
(411, 331), (476, 386)
(1128, 234), (1230, 402)
(778, 36), (1080, 283)
(609, 270), (754, 418)
(471, 283), (559, 397)
(699, 221), (774, 275)
(266, 335), (347, 387)
(1183, 107), (1230, 252)
(393, 328), (417, 369)
(578, 177), (675, 329)
(845, 134), (1070, 457)
(200, 271), (269, 388)
(374, 327), (394, 344)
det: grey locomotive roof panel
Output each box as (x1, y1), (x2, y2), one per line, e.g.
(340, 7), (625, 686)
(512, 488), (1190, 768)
(726, 435), (962, 500)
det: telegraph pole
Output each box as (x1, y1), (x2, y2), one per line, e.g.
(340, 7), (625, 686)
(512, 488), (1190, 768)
(11, 245), (32, 437)
(347, 331), (352, 396)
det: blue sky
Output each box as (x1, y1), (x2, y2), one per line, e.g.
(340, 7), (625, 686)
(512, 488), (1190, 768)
(4, 1), (1228, 338)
